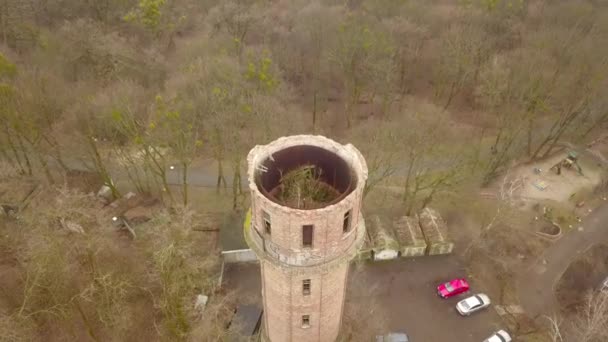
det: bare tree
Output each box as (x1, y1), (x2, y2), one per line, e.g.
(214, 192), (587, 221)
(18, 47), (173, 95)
(463, 171), (524, 257)
(329, 15), (395, 128)
(547, 291), (608, 342)
(291, 2), (343, 131)
(349, 119), (398, 197)
(150, 95), (203, 206)
(433, 21), (491, 110)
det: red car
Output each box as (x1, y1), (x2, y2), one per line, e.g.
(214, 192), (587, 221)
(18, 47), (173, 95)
(437, 278), (470, 298)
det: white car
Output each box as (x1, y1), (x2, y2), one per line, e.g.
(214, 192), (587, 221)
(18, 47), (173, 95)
(456, 293), (491, 316)
(483, 330), (512, 342)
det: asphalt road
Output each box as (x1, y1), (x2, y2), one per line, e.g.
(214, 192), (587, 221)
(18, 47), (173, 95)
(59, 157), (248, 188)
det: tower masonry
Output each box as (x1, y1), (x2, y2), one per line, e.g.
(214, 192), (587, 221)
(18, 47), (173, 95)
(244, 135), (368, 342)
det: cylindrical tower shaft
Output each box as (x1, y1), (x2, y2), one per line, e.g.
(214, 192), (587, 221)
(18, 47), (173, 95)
(245, 135), (368, 342)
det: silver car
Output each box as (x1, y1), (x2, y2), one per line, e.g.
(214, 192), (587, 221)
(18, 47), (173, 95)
(483, 330), (512, 342)
(376, 332), (409, 342)
(456, 293), (491, 316)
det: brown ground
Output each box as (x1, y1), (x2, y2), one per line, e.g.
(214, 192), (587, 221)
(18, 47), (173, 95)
(555, 244), (608, 311)
(511, 151), (603, 203)
(517, 202), (608, 323)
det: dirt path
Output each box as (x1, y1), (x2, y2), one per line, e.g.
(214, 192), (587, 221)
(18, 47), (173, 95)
(516, 202), (608, 321)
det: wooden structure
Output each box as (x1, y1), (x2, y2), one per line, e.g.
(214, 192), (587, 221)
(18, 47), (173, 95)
(550, 151), (583, 175)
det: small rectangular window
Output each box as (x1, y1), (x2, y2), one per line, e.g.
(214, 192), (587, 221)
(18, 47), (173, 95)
(302, 315), (310, 328)
(343, 210), (352, 233)
(263, 211), (271, 235)
(302, 225), (313, 247)
(303, 279), (311, 296)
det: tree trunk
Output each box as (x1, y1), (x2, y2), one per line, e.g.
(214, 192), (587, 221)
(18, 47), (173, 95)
(43, 134), (69, 172)
(4, 130), (25, 174)
(117, 148), (146, 193)
(145, 146), (173, 203)
(406, 180), (421, 216)
(16, 135), (32, 175)
(398, 52), (408, 96)
(1, 1), (7, 47)
(526, 117), (533, 157)
(34, 149), (54, 184)
(181, 161), (188, 206)
(344, 96), (352, 129)
(312, 90), (317, 133)
(402, 151), (417, 213)
(579, 111), (608, 140)
(531, 104), (581, 160)
(74, 300), (100, 342)
(542, 129), (567, 159)
(0, 142), (14, 165)
(216, 158), (227, 193)
(235, 159), (242, 195)
(472, 127), (485, 172)
(87, 136), (119, 199)
(443, 80), (458, 110)
(232, 163), (239, 210)
(530, 134), (552, 160)
(421, 188), (437, 210)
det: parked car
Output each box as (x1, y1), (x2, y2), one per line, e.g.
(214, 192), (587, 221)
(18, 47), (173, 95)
(456, 293), (491, 316)
(483, 330), (512, 342)
(376, 332), (409, 342)
(437, 278), (470, 298)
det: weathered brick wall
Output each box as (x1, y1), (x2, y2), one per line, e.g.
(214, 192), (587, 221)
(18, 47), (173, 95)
(317, 263), (348, 342)
(250, 186), (363, 266)
(247, 135), (368, 342)
(262, 260), (349, 342)
(248, 135), (367, 268)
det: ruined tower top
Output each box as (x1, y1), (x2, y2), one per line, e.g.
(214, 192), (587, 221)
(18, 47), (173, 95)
(246, 135), (368, 267)
(248, 135), (368, 210)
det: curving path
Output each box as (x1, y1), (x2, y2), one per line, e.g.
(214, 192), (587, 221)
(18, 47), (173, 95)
(516, 202), (608, 321)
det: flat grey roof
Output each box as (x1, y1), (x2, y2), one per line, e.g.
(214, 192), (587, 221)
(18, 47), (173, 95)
(220, 211), (248, 251)
(227, 304), (263, 340)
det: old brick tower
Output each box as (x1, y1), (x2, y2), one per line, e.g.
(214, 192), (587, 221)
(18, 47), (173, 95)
(245, 135), (368, 342)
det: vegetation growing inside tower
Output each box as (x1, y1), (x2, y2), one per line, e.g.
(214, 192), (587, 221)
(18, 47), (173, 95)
(274, 165), (340, 209)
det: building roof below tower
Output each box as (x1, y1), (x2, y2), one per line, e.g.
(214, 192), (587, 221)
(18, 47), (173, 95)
(220, 211), (248, 252)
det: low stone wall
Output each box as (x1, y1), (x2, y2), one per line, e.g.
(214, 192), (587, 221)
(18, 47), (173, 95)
(222, 249), (258, 263)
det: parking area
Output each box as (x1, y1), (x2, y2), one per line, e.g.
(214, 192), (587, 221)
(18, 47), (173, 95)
(344, 256), (503, 342)
(222, 256), (503, 342)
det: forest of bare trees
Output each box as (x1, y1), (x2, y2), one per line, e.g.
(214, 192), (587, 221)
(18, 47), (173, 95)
(1, 0), (608, 340)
